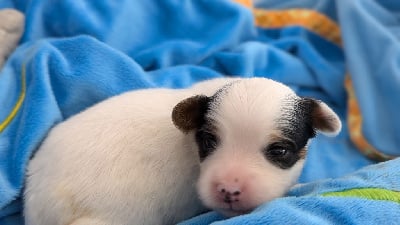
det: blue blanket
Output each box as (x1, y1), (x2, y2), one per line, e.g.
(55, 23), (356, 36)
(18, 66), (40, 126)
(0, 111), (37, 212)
(0, 0), (399, 224)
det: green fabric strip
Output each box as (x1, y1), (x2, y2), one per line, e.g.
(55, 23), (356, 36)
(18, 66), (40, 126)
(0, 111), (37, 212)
(322, 188), (400, 204)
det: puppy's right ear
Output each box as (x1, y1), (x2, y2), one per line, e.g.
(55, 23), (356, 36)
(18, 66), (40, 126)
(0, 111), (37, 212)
(172, 95), (209, 133)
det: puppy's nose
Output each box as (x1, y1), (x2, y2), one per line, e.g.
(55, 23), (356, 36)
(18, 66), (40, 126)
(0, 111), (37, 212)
(217, 183), (241, 203)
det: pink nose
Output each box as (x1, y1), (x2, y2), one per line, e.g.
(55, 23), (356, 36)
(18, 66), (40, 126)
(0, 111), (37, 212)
(217, 183), (242, 204)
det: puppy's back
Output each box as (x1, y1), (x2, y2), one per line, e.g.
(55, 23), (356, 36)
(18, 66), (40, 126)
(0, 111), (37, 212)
(24, 88), (201, 225)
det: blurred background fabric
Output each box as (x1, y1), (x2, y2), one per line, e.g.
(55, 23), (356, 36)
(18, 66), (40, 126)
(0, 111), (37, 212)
(0, 0), (399, 224)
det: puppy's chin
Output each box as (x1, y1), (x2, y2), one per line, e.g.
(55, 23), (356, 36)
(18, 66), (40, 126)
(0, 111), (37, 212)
(202, 191), (276, 218)
(203, 197), (256, 217)
(216, 207), (252, 218)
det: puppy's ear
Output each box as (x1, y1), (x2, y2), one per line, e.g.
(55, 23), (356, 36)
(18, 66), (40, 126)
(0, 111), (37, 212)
(304, 98), (342, 136)
(172, 95), (210, 133)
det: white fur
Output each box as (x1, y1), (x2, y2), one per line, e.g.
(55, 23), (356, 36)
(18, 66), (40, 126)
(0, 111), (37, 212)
(24, 77), (341, 225)
(197, 78), (304, 215)
(24, 78), (235, 225)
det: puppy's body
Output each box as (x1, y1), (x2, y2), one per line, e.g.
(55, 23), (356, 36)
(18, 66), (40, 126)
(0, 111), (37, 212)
(24, 78), (234, 225)
(24, 78), (341, 225)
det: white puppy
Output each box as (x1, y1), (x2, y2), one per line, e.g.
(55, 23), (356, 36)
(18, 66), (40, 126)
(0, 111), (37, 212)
(24, 77), (341, 225)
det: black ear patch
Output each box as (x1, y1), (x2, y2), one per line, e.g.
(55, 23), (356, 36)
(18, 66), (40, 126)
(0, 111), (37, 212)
(278, 98), (316, 155)
(276, 97), (341, 168)
(172, 95), (210, 133)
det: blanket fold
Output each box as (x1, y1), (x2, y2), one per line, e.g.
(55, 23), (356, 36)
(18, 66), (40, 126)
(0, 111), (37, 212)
(0, 0), (399, 224)
(181, 158), (400, 224)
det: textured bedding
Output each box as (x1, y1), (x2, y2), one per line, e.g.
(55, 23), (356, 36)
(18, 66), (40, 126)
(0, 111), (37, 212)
(0, 0), (399, 224)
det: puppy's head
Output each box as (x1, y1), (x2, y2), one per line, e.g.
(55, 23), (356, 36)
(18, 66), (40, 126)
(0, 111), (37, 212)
(172, 78), (341, 217)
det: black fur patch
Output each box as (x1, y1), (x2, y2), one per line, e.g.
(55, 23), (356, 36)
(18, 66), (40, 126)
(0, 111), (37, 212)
(264, 139), (299, 169)
(195, 126), (219, 161)
(194, 95), (222, 161)
(269, 96), (316, 169)
(193, 82), (236, 161)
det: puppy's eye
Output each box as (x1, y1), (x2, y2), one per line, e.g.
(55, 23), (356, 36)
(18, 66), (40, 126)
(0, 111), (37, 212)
(264, 140), (298, 169)
(203, 133), (217, 149)
(268, 147), (287, 157)
(201, 131), (217, 150)
(195, 130), (218, 161)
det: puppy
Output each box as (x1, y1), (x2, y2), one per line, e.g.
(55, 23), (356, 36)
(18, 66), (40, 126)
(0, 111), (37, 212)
(24, 77), (341, 225)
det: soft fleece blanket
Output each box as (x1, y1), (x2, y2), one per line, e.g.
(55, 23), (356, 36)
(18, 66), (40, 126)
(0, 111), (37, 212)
(1, 0), (399, 224)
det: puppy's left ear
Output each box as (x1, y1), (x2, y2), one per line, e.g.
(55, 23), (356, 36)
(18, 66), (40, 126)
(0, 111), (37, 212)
(305, 98), (342, 136)
(172, 95), (210, 133)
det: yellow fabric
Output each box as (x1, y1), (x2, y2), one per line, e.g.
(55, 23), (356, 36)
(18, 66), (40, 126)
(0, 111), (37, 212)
(253, 8), (342, 46)
(0, 65), (26, 133)
(345, 76), (396, 161)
